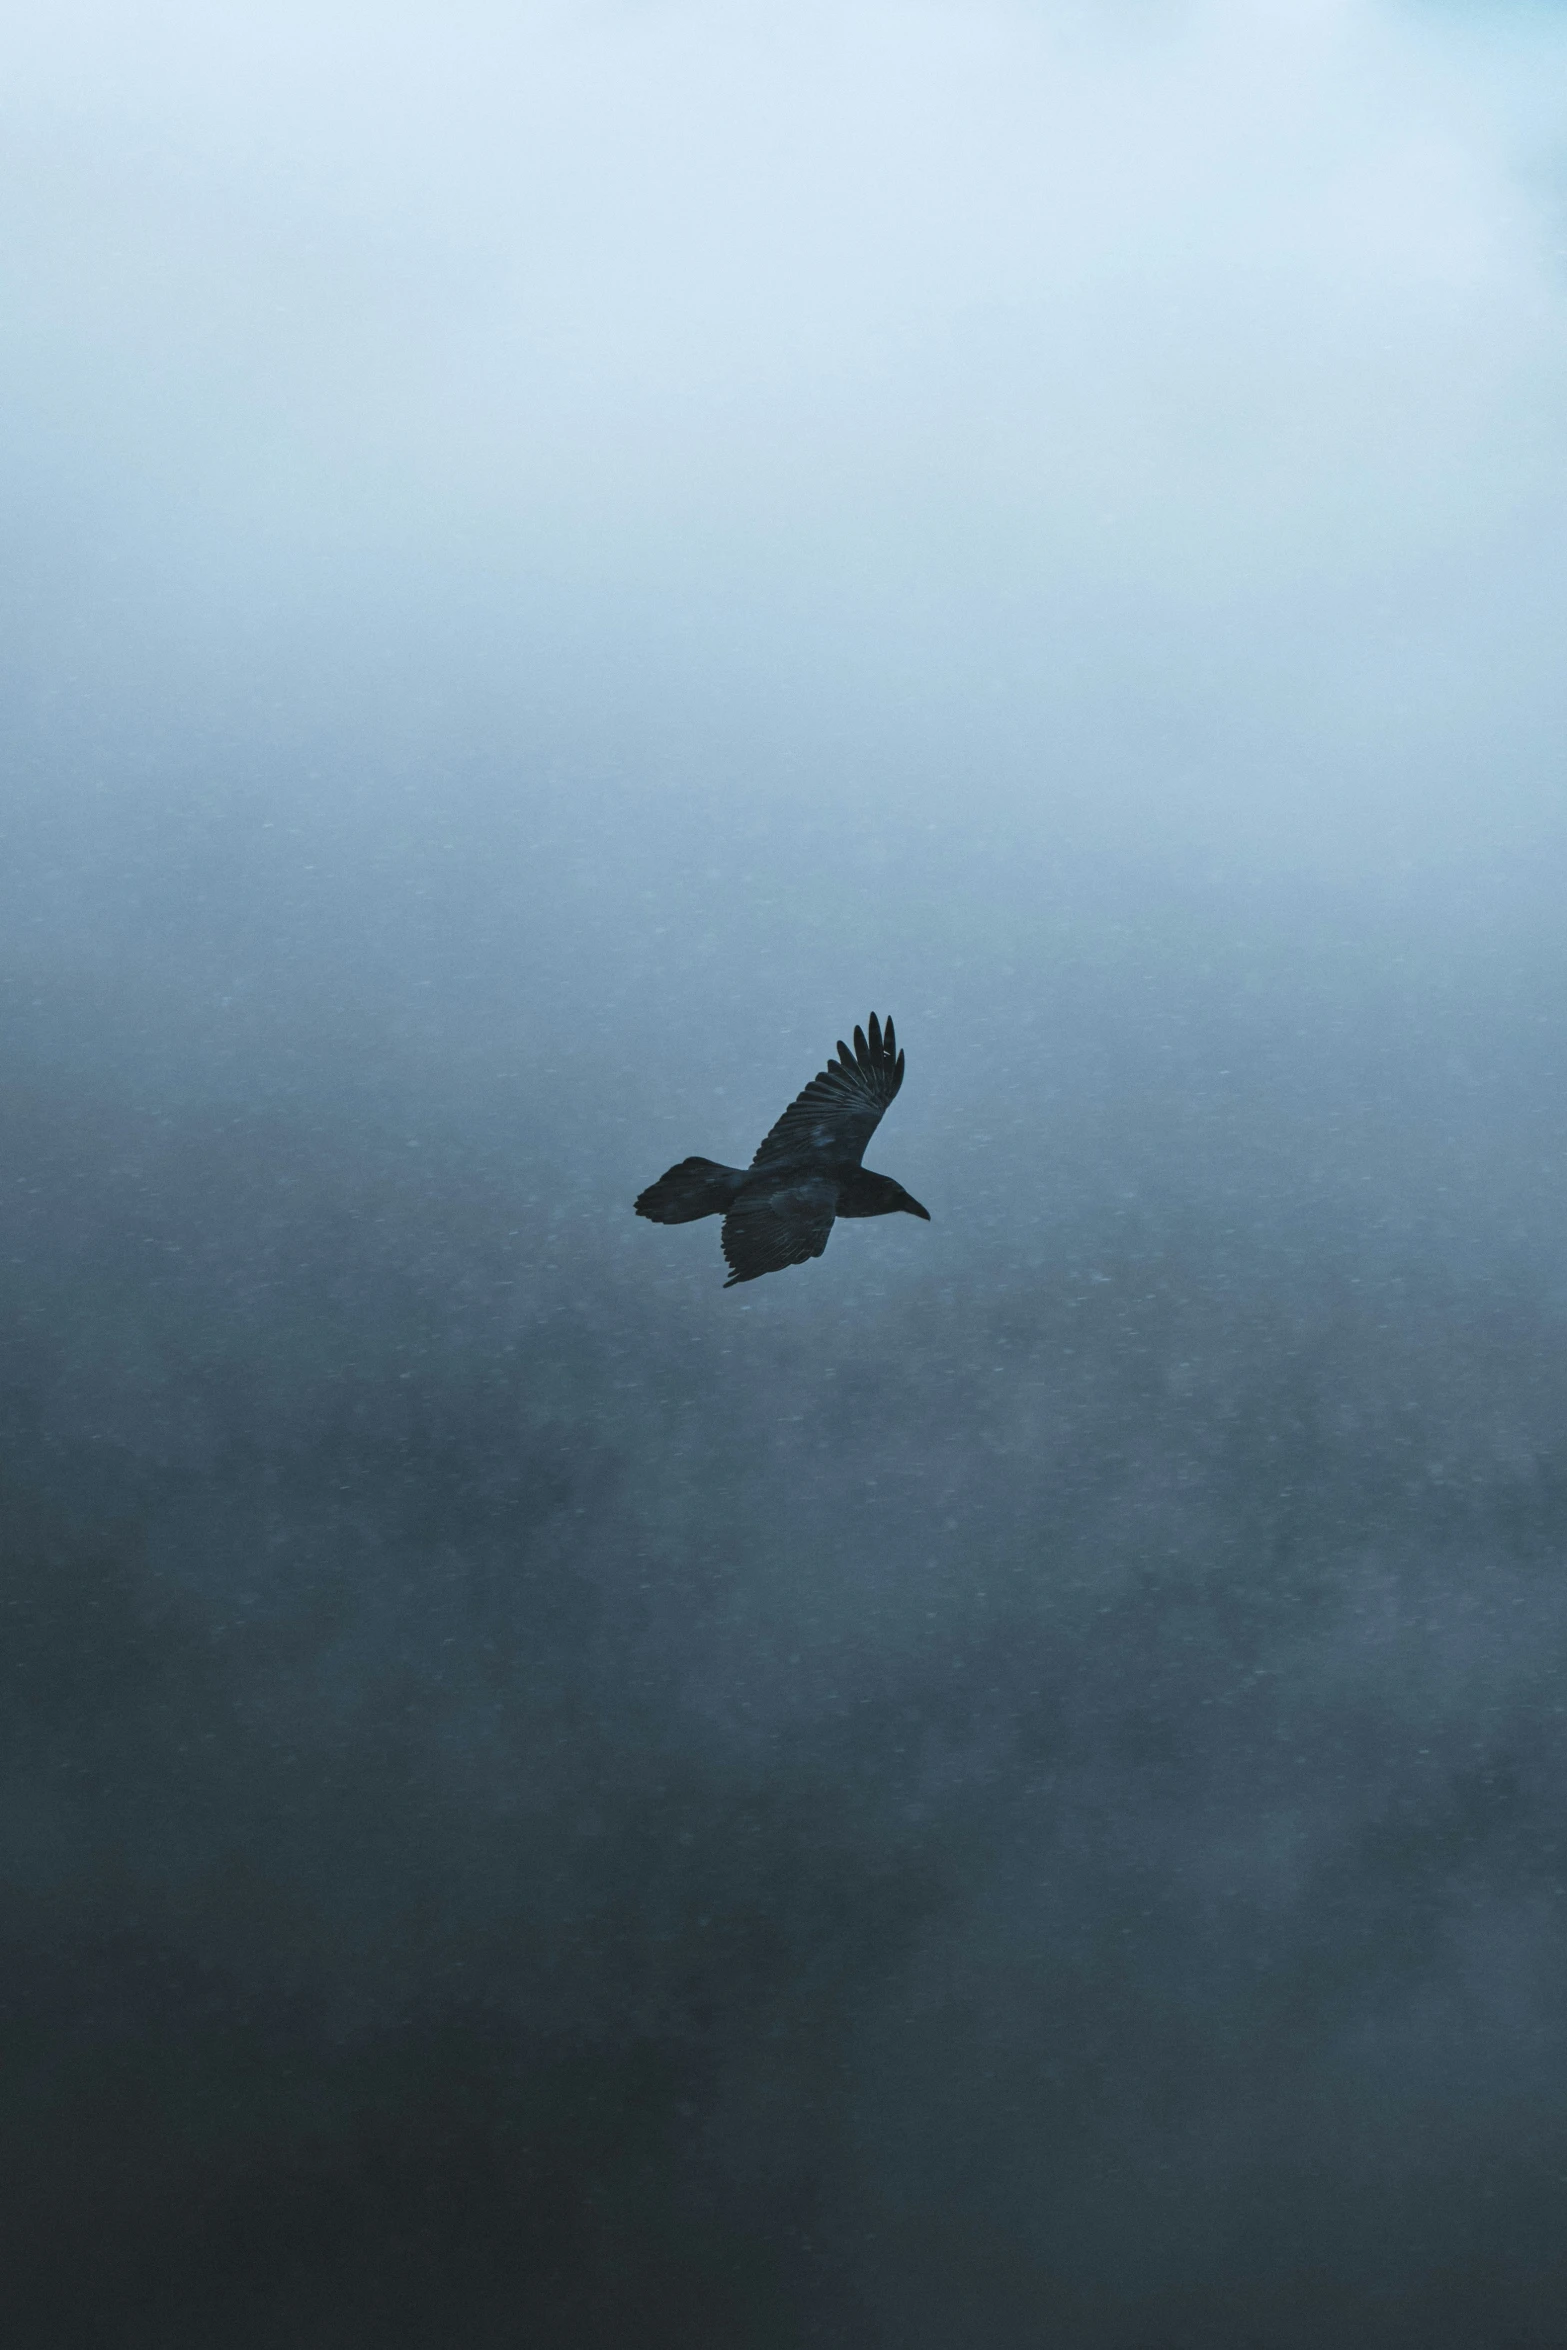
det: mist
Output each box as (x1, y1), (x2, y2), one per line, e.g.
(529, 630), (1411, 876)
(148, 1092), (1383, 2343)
(6, 3), (1567, 2342)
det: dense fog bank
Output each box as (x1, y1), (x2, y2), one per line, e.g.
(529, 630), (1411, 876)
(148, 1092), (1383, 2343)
(6, 947), (1567, 2343)
(8, 0), (1567, 2336)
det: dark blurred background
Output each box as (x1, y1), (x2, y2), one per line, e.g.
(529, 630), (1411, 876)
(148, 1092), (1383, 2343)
(6, 3), (1567, 2342)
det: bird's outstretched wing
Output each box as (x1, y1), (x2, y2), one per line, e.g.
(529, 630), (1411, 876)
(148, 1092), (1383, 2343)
(748, 1013), (904, 1174)
(721, 1176), (838, 1287)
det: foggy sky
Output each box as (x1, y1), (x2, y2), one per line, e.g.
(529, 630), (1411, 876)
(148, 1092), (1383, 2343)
(6, 5), (1567, 2345)
(8, 0), (1567, 867)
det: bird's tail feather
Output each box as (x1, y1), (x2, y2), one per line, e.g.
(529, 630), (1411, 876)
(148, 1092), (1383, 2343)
(635, 1157), (744, 1224)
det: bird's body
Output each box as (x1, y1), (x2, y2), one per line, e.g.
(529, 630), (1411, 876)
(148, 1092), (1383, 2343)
(635, 1014), (929, 1286)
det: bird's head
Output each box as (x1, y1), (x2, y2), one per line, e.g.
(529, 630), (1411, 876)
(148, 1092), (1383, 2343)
(844, 1168), (932, 1222)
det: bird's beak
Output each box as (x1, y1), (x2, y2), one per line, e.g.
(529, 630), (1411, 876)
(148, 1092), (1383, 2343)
(904, 1195), (931, 1220)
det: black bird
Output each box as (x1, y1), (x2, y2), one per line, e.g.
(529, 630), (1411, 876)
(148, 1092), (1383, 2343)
(635, 1013), (930, 1287)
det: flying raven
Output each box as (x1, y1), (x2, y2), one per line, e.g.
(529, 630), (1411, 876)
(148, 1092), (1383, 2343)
(635, 1013), (930, 1287)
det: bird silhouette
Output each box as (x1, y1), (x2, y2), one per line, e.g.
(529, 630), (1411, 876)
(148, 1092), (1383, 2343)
(635, 1013), (930, 1287)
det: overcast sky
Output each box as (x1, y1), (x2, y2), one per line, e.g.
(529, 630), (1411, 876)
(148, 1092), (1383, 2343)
(6, 0), (1567, 879)
(9, 12), (1567, 2343)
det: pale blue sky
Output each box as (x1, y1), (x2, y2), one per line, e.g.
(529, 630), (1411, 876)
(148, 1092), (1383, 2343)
(5, 0), (1566, 878)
